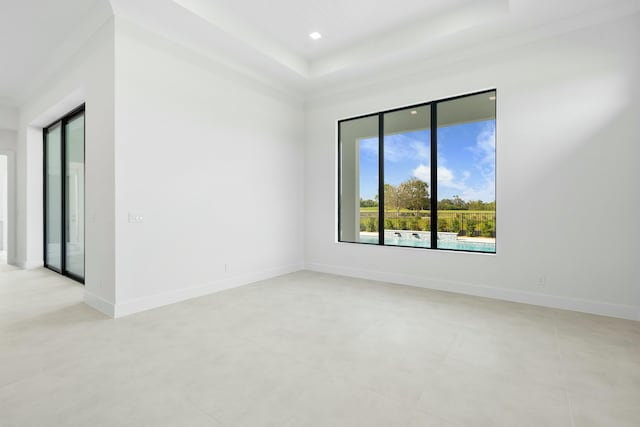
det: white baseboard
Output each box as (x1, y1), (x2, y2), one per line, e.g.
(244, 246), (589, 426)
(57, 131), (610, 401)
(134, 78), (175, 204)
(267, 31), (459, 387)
(15, 259), (44, 270)
(305, 262), (640, 321)
(112, 263), (305, 318)
(84, 291), (115, 318)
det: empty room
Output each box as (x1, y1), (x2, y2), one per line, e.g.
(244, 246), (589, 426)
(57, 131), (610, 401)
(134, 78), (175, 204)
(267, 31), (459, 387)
(1, 0), (639, 426)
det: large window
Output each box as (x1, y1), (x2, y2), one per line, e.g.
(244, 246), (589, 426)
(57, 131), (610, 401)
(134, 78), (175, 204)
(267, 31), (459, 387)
(44, 105), (85, 282)
(338, 90), (496, 253)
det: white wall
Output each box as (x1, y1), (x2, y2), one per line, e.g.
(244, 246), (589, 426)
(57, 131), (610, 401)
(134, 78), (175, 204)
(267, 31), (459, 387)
(0, 106), (17, 262)
(111, 19), (305, 316)
(304, 13), (640, 320)
(16, 18), (116, 310)
(0, 130), (16, 155)
(0, 106), (18, 131)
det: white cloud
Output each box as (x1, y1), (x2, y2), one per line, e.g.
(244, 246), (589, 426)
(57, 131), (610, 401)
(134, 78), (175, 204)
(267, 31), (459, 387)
(412, 164), (466, 190)
(471, 122), (496, 171)
(452, 121), (496, 202)
(458, 180), (495, 202)
(359, 138), (378, 155)
(439, 166), (467, 190)
(383, 142), (403, 162)
(412, 162), (494, 201)
(359, 135), (429, 162)
(385, 136), (429, 162)
(412, 164), (430, 182)
(411, 141), (429, 160)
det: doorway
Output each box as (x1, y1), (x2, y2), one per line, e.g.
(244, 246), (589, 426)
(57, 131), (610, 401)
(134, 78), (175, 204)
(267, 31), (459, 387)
(0, 154), (7, 263)
(43, 105), (85, 283)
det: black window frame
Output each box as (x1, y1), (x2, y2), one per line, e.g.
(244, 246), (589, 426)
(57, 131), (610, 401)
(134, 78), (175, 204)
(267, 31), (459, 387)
(337, 89), (497, 254)
(43, 104), (86, 283)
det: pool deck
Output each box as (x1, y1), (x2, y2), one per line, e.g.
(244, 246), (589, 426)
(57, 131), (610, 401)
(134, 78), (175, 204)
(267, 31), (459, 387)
(360, 231), (496, 244)
(456, 236), (496, 244)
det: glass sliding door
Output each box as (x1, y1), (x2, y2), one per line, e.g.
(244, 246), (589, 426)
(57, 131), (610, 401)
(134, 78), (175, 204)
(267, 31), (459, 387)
(64, 113), (85, 279)
(44, 106), (85, 283)
(44, 125), (63, 271)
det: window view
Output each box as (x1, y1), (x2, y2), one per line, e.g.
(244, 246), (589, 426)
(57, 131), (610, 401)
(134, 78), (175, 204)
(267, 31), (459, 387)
(437, 92), (496, 252)
(382, 105), (431, 248)
(338, 90), (496, 253)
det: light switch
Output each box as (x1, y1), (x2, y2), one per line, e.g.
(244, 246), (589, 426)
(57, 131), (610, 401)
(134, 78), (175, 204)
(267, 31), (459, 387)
(128, 213), (144, 223)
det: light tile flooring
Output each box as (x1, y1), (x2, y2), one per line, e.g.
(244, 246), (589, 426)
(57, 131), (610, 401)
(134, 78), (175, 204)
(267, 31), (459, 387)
(1, 264), (639, 427)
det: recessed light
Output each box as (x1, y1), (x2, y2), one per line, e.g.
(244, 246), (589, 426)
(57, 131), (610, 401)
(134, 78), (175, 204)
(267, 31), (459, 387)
(309, 32), (322, 40)
(489, 96), (496, 101)
(410, 110), (418, 115)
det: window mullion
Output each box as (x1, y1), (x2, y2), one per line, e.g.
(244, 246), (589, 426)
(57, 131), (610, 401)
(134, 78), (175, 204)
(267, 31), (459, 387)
(378, 113), (384, 245)
(430, 104), (438, 249)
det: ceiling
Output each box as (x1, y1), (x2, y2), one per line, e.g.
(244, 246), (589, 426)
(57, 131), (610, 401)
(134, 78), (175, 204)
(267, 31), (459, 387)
(0, 0), (112, 106)
(1, 0), (639, 106)
(162, 0), (511, 79)
(204, 0), (475, 61)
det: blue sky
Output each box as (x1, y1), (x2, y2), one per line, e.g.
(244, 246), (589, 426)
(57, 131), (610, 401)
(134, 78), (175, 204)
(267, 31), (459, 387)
(359, 120), (495, 202)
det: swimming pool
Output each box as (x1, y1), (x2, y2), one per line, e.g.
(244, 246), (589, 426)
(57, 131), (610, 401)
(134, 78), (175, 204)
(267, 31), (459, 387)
(358, 234), (495, 253)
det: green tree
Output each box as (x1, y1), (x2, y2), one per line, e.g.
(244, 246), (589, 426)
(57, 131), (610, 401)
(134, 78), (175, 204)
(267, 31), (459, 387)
(468, 200), (484, 210)
(360, 198), (378, 208)
(437, 196), (467, 210)
(468, 200), (495, 211)
(399, 177), (429, 216)
(384, 183), (406, 217)
(451, 195), (468, 210)
(437, 199), (451, 210)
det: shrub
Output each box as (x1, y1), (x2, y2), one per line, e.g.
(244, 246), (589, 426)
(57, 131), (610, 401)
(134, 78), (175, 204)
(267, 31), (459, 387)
(438, 218), (450, 232)
(384, 218), (394, 230)
(409, 218), (420, 231)
(466, 218), (477, 233)
(366, 217), (377, 232)
(480, 221), (494, 237)
(398, 218), (408, 230)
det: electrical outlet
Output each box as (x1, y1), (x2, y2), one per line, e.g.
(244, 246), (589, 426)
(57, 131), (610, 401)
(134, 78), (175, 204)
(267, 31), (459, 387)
(128, 213), (144, 223)
(224, 263), (230, 273)
(536, 275), (547, 286)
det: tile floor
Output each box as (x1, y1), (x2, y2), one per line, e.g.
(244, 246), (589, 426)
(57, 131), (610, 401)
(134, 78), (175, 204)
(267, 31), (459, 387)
(1, 264), (639, 426)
